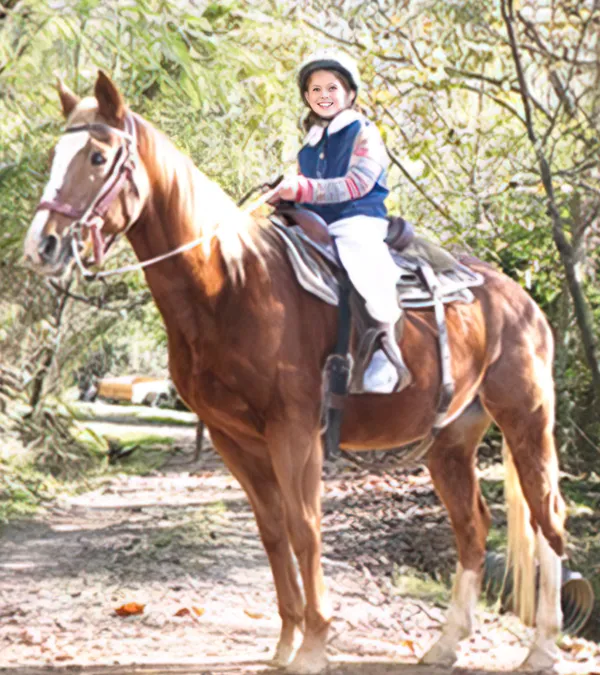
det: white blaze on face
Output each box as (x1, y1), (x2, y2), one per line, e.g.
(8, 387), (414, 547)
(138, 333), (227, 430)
(24, 131), (89, 264)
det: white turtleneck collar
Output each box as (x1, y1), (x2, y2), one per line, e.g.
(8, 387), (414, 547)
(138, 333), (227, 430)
(303, 109), (364, 147)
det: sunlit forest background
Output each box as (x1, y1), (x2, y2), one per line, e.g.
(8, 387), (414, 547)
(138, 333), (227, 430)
(0, 1), (598, 496)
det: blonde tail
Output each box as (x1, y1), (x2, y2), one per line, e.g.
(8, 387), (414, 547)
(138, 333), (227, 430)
(503, 440), (537, 626)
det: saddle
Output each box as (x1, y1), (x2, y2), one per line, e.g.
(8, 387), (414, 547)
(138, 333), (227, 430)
(272, 204), (483, 312)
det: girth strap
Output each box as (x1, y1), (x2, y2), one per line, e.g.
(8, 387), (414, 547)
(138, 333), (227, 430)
(320, 259), (457, 468)
(322, 273), (352, 461)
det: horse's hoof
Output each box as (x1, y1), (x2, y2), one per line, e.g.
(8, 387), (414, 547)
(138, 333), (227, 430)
(272, 653), (293, 668)
(272, 626), (303, 667)
(286, 648), (328, 674)
(272, 642), (298, 668)
(420, 640), (458, 667)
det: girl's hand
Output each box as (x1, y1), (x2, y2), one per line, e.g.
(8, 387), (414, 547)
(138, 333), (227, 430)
(278, 176), (300, 201)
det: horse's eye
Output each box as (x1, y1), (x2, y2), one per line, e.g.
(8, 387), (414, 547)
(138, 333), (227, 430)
(91, 151), (106, 166)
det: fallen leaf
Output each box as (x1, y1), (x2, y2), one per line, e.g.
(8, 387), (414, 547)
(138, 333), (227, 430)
(40, 635), (57, 653)
(175, 606), (204, 618)
(55, 652), (74, 662)
(114, 602), (145, 617)
(244, 609), (265, 619)
(398, 639), (416, 654)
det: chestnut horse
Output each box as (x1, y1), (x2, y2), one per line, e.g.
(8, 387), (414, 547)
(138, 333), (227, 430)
(24, 72), (566, 674)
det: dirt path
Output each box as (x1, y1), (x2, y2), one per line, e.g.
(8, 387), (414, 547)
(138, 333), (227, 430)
(1, 433), (598, 674)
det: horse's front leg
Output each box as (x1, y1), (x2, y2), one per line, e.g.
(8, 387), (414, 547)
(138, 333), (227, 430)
(266, 420), (330, 675)
(209, 428), (305, 667)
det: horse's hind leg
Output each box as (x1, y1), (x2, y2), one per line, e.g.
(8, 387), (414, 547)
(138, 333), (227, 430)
(482, 341), (565, 671)
(420, 398), (492, 667)
(209, 428), (305, 667)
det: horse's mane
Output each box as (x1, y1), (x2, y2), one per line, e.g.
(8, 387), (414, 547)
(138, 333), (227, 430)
(132, 109), (274, 283)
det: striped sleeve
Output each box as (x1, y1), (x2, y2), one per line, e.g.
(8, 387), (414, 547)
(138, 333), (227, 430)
(296, 122), (389, 204)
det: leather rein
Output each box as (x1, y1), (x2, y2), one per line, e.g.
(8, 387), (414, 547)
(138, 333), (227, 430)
(36, 114), (278, 280)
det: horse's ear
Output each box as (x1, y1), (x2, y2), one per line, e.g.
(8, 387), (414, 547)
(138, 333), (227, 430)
(94, 70), (125, 125)
(57, 78), (80, 118)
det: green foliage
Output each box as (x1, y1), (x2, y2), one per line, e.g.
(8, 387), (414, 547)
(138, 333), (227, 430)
(0, 462), (58, 522)
(391, 563), (451, 605)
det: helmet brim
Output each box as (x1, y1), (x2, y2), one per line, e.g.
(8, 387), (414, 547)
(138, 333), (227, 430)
(298, 60), (359, 96)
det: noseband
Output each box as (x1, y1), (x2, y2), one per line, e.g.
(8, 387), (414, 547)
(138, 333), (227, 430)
(35, 115), (139, 270)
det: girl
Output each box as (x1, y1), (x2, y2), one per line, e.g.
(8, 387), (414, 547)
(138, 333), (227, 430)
(277, 50), (412, 394)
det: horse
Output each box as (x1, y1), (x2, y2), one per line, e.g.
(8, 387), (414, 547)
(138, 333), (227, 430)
(24, 72), (566, 674)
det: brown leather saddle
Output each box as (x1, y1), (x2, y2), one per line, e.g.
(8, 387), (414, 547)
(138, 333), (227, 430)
(275, 204), (415, 254)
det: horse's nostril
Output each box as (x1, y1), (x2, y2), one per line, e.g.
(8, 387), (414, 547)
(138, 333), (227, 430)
(39, 235), (59, 262)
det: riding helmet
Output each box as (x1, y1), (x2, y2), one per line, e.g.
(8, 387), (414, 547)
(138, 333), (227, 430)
(297, 50), (361, 102)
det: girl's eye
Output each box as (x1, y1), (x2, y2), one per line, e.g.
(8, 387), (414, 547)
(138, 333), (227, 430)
(91, 151), (106, 166)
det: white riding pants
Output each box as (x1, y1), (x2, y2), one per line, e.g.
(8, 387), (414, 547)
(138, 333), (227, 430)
(328, 215), (401, 324)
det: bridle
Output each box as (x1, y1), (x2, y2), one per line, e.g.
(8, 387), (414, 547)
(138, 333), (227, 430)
(35, 113), (279, 281)
(36, 114), (139, 276)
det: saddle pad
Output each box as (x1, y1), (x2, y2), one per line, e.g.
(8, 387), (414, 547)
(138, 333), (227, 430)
(271, 221), (484, 309)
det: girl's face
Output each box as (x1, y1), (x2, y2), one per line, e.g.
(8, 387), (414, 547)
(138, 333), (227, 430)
(304, 70), (355, 119)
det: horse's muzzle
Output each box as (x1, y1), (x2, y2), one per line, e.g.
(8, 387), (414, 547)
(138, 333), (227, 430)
(32, 233), (75, 277)
(38, 234), (59, 264)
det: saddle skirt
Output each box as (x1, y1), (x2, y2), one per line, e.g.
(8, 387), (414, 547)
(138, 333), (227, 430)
(270, 217), (484, 309)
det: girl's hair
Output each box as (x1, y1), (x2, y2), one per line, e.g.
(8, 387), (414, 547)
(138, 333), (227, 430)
(301, 69), (355, 132)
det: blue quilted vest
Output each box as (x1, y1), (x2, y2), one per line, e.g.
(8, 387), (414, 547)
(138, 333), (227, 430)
(298, 118), (388, 224)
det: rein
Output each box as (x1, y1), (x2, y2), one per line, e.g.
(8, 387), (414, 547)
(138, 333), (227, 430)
(72, 183), (279, 280)
(37, 115), (279, 281)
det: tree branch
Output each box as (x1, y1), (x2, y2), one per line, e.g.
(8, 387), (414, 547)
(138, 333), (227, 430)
(450, 82), (528, 127)
(48, 280), (151, 314)
(302, 17), (365, 51)
(501, 0), (600, 399)
(386, 147), (464, 230)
